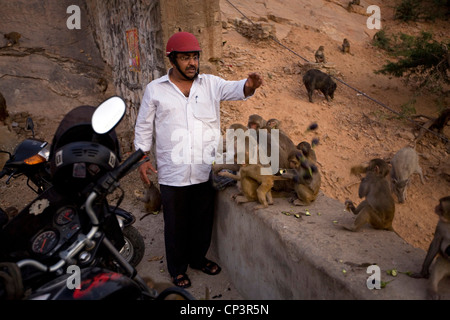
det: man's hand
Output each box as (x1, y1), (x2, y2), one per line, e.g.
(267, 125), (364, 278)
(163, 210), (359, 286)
(244, 72), (263, 97)
(139, 160), (157, 185)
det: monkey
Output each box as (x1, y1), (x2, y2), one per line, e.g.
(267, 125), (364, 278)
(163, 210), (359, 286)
(296, 141), (317, 163)
(281, 149), (321, 206)
(259, 117), (298, 192)
(314, 46), (326, 63)
(220, 122), (248, 153)
(143, 276), (188, 300)
(410, 196), (450, 300)
(341, 38), (351, 54)
(264, 118), (289, 137)
(4, 32), (21, 47)
(228, 123), (247, 131)
(218, 163), (288, 210)
(247, 114), (266, 130)
(350, 158), (390, 177)
(347, 0), (360, 10)
(96, 78), (108, 93)
(136, 182), (162, 221)
(264, 118), (281, 131)
(264, 118), (295, 151)
(0, 92), (7, 122)
(343, 158), (395, 232)
(218, 135), (289, 210)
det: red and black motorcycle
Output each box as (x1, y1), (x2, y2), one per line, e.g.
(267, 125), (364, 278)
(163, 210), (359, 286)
(0, 106), (144, 268)
(0, 97), (193, 300)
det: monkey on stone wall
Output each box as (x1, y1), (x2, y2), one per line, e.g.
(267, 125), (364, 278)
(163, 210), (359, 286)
(343, 158), (395, 232)
(4, 32), (21, 46)
(410, 196), (450, 300)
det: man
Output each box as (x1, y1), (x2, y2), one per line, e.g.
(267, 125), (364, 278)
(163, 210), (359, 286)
(134, 31), (263, 288)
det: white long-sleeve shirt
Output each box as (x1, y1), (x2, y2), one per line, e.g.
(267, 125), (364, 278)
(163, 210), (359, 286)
(134, 70), (248, 186)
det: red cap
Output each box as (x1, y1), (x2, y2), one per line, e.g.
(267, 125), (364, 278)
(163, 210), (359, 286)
(166, 32), (202, 56)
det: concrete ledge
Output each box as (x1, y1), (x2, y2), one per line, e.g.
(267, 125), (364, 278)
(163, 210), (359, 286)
(212, 187), (450, 300)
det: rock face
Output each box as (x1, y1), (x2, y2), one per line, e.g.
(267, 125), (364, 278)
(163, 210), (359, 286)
(0, 0), (114, 119)
(0, 0), (222, 151)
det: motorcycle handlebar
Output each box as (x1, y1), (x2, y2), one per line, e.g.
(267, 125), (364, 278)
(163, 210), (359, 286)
(95, 149), (145, 194)
(112, 149), (145, 181)
(16, 150), (145, 274)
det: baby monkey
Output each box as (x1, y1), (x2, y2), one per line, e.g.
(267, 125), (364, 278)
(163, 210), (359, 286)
(410, 196), (450, 300)
(136, 182), (162, 220)
(4, 32), (21, 46)
(341, 38), (351, 54)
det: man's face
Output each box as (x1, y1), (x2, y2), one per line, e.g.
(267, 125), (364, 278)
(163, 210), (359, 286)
(175, 52), (199, 78)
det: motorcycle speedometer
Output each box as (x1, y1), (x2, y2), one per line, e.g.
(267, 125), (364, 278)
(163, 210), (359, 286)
(31, 230), (58, 255)
(55, 207), (76, 225)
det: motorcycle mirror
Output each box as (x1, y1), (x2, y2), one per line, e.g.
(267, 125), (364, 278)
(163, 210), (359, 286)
(26, 117), (35, 138)
(92, 96), (126, 134)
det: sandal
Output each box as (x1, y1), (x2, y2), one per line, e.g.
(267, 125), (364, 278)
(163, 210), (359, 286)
(191, 259), (222, 276)
(172, 273), (191, 288)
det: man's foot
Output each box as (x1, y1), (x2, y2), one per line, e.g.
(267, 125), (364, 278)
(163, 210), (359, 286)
(172, 273), (191, 288)
(191, 259), (222, 275)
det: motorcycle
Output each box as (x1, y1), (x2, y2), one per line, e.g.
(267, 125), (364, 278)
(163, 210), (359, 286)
(0, 109), (144, 268)
(0, 96), (194, 300)
(0, 117), (51, 194)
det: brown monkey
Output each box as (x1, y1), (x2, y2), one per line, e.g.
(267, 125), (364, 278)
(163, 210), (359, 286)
(315, 46), (326, 63)
(143, 277), (187, 300)
(264, 118), (281, 131)
(264, 118), (295, 151)
(221, 123), (248, 153)
(96, 78), (108, 93)
(260, 118), (297, 191)
(350, 158), (390, 177)
(341, 38), (351, 54)
(0, 92), (7, 122)
(4, 32), (21, 46)
(264, 118), (289, 137)
(281, 149), (321, 206)
(410, 196), (450, 300)
(219, 164), (288, 210)
(228, 123), (248, 131)
(247, 114), (266, 130)
(218, 136), (288, 210)
(296, 141), (317, 163)
(136, 182), (162, 220)
(344, 158), (395, 231)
